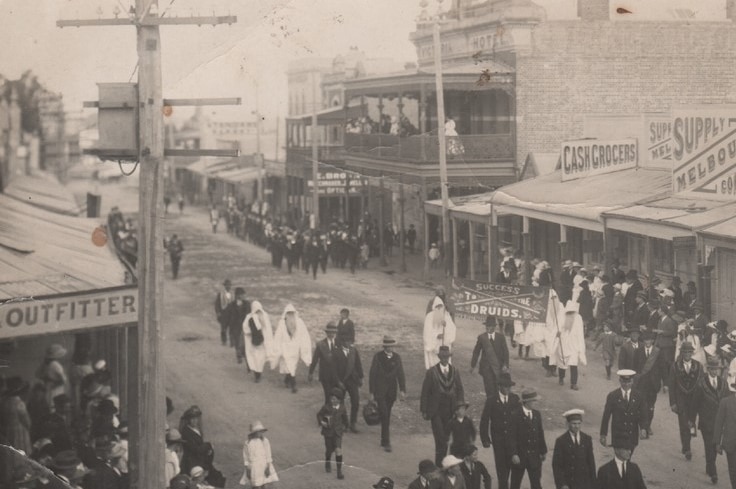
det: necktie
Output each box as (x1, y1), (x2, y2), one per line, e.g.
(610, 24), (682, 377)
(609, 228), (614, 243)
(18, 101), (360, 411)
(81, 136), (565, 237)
(712, 376), (718, 389)
(624, 391), (629, 403)
(528, 411), (533, 420)
(622, 461), (627, 478)
(575, 435), (579, 446)
(685, 363), (690, 374)
(646, 348), (650, 358)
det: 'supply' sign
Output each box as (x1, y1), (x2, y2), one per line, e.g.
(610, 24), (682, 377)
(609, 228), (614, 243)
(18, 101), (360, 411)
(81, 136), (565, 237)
(0, 286), (137, 339)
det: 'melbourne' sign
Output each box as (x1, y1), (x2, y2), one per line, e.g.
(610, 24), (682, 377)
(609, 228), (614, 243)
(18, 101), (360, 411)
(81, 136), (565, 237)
(0, 286), (137, 339)
(561, 139), (638, 181)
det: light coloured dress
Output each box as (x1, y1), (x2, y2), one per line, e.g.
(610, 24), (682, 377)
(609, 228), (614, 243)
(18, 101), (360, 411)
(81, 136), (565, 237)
(240, 437), (279, 487)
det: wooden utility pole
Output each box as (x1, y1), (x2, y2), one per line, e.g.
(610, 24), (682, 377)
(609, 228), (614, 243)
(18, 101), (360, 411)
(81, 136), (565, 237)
(311, 72), (320, 230)
(255, 81), (264, 203)
(399, 176), (407, 273)
(433, 20), (451, 278)
(57, 6), (236, 489)
(378, 176), (387, 266)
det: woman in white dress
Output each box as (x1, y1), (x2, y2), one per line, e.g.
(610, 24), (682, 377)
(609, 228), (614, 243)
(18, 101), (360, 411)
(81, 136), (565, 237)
(423, 296), (457, 369)
(243, 301), (275, 383)
(240, 421), (278, 489)
(272, 304), (312, 393)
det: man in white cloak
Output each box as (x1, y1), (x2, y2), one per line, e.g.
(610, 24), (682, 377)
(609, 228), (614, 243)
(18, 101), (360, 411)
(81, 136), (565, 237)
(423, 297), (457, 369)
(550, 300), (587, 390)
(243, 301), (275, 383)
(272, 304), (313, 393)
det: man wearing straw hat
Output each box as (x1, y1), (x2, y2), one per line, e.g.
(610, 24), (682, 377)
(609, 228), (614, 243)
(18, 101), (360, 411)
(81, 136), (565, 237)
(240, 421), (279, 488)
(600, 369), (649, 452)
(511, 389), (547, 489)
(552, 409), (596, 489)
(369, 335), (407, 453)
(52, 450), (90, 489)
(695, 355), (729, 484)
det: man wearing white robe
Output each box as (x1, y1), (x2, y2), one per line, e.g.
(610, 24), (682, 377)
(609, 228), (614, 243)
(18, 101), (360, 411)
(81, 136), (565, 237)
(243, 301), (275, 383)
(423, 297), (457, 369)
(272, 304), (313, 393)
(550, 301), (587, 390)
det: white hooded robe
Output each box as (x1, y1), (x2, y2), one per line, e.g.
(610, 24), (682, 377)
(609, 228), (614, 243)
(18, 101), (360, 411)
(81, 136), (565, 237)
(423, 296), (457, 369)
(243, 301), (275, 373)
(272, 304), (313, 376)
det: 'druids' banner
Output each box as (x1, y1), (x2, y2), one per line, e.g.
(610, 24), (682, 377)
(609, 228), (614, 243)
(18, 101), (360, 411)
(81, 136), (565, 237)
(450, 278), (550, 322)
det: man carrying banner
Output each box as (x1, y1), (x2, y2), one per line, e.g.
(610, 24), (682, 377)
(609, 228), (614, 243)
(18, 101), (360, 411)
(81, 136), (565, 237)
(550, 301), (587, 391)
(424, 297), (457, 370)
(470, 316), (509, 397)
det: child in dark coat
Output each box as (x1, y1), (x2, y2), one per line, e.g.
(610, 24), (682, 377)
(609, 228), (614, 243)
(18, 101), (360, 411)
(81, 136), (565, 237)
(317, 387), (349, 480)
(594, 321), (619, 380)
(447, 401), (476, 457)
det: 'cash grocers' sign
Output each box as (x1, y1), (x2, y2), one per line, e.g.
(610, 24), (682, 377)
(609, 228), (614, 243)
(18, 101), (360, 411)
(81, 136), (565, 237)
(672, 108), (736, 201)
(561, 139), (638, 182)
(450, 278), (550, 322)
(0, 286), (137, 339)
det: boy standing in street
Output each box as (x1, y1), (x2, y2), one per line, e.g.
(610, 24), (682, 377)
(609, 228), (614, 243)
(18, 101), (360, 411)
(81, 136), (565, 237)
(317, 387), (349, 480)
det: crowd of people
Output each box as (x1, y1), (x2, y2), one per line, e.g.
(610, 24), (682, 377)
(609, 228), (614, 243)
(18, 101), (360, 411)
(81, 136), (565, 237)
(344, 114), (419, 137)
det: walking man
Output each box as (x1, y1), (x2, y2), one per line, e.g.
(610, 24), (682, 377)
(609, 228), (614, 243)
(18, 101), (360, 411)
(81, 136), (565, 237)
(470, 315), (509, 397)
(695, 356), (729, 484)
(421, 346), (465, 467)
(369, 336), (406, 453)
(600, 369), (649, 452)
(714, 382), (736, 489)
(633, 330), (661, 434)
(309, 322), (340, 403)
(669, 341), (703, 461)
(334, 335), (363, 433)
(214, 279), (234, 346)
(166, 234), (184, 279)
(480, 372), (520, 489)
(596, 443), (647, 489)
(510, 389), (547, 489)
(618, 329), (641, 372)
(222, 288), (250, 365)
(551, 409), (597, 489)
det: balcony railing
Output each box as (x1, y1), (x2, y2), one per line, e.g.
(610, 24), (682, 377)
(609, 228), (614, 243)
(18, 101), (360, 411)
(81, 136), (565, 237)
(343, 132), (514, 162)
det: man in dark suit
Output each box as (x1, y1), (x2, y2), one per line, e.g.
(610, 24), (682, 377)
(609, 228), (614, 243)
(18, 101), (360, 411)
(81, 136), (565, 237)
(471, 316), (509, 397)
(558, 260), (574, 305)
(630, 292), (650, 333)
(596, 444), (647, 489)
(645, 299), (661, 334)
(409, 459), (441, 489)
(657, 305), (679, 389)
(610, 259), (626, 286)
(695, 356), (729, 484)
(337, 308), (355, 344)
(221, 287), (250, 364)
(459, 445), (492, 489)
(510, 389), (547, 489)
(334, 335), (363, 433)
(618, 329), (642, 371)
(83, 441), (125, 489)
(552, 409), (597, 489)
(422, 346), (465, 467)
(690, 303), (708, 338)
(369, 335), (407, 453)
(309, 322), (340, 403)
(600, 370), (648, 451)
(668, 341), (703, 460)
(714, 384), (736, 489)
(214, 279), (234, 346)
(623, 270), (643, 328)
(480, 373), (519, 489)
(632, 331), (661, 434)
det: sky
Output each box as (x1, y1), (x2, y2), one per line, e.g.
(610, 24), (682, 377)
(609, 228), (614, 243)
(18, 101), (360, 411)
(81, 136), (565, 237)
(0, 0), (423, 126)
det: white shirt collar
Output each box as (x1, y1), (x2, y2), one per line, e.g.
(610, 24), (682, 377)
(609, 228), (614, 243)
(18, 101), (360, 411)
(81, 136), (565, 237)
(523, 406), (533, 417)
(614, 457), (626, 477)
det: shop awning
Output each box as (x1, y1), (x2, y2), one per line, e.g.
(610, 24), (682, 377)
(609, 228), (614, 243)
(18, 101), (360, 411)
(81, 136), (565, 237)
(186, 158), (237, 176)
(696, 214), (736, 245)
(604, 198), (736, 241)
(4, 173), (83, 216)
(424, 192), (494, 222)
(491, 167), (672, 232)
(213, 167), (260, 184)
(286, 105), (366, 125)
(0, 194), (128, 300)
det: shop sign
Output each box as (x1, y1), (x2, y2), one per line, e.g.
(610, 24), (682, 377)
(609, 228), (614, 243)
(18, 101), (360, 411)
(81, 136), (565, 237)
(0, 286), (138, 340)
(561, 139), (638, 181)
(672, 108), (736, 201)
(644, 113), (673, 165)
(307, 172), (367, 196)
(450, 278), (550, 322)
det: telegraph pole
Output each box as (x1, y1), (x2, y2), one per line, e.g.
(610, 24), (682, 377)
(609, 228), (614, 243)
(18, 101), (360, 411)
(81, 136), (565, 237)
(311, 71), (320, 230)
(254, 81), (264, 203)
(57, 6), (236, 489)
(433, 20), (451, 278)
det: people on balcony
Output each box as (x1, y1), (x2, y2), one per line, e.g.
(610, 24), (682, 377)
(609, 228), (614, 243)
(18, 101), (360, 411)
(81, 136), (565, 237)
(445, 118), (465, 159)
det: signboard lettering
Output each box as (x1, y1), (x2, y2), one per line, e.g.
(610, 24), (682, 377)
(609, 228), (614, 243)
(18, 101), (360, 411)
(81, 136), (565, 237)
(307, 171), (367, 196)
(645, 114), (673, 164)
(672, 108), (736, 200)
(561, 139), (638, 181)
(0, 287), (138, 339)
(450, 278), (550, 322)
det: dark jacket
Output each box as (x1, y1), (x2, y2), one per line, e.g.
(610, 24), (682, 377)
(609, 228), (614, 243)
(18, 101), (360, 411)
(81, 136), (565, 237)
(408, 476), (442, 489)
(694, 374), (729, 433)
(369, 351), (406, 401)
(337, 318), (355, 343)
(334, 345), (363, 388)
(180, 424), (214, 474)
(83, 463), (123, 489)
(222, 300), (250, 333)
(448, 416), (476, 454)
(552, 431), (597, 489)
(317, 402), (349, 438)
(470, 332), (509, 381)
(617, 340), (641, 371)
(600, 389), (648, 448)
(421, 364), (464, 418)
(623, 280), (643, 322)
(479, 392), (520, 449)
(632, 346), (661, 394)
(668, 359), (703, 411)
(514, 408), (547, 469)
(309, 338), (339, 384)
(714, 394), (736, 453)
(630, 303), (649, 331)
(655, 315), (678, 350)
(459, 460), (492, 489)
(596, 459), (646, 489)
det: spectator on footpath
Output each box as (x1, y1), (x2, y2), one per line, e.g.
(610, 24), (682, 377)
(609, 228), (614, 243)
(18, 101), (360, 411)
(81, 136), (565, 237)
(37, 344), (70, 409)
(178, 194), (185, 214)
(178, 405), (225, 487)
(407, 224), (417, 254)
(214, 279), (234, 346)
(166, 234), (184, 279)
(272, 304), (313, 394)
(243, 300), (275, 383)
(424, 297), (457, 370)
(190, 466), (215, 489)
(0, 376), (32, 455)
(317, 387), (349, 480)
(429, 243), (441, 269)
(165, 429), (184, 487)
(239, 421), (279, 489)
(369, 336), (407, 453)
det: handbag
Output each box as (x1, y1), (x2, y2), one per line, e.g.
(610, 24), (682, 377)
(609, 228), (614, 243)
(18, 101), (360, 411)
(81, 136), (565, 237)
(363, 400), (380, 426)
(249, 318), (264, 346)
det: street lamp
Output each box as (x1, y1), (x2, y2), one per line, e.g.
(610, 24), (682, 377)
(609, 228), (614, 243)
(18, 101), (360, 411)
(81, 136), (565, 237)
(418, 0), (452, 278)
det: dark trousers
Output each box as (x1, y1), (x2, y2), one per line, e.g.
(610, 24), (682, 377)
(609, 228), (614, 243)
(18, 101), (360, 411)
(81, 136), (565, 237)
(510, 462), (542, 489)
(492, 443), (513, 489)
(640, 386), (658, 428)
(376, 396), (395, 446)
(343, 383), (360, 426)
(481, 371), (498, 398)
(660, 347), (675, 387)
(321, 382), (336, 405)
(727, 450), (736, 489)
(558, 365), (578, 385)
(219, 321), (228, 345)
(702, 429), (717, 477)
(229, 326), (244, 361)
(430, 413), (452, 467)
(171, 257), (181, 278)
(677, 409), (694, 453)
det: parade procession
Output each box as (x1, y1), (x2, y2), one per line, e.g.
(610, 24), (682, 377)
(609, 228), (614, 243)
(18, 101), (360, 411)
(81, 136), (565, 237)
(5, 0), (736, 489)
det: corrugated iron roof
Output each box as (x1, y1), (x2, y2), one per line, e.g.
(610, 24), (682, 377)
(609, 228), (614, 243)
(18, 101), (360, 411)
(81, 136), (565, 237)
(4, 173), (82, 216)
(699, 215), (736, 240)
(605, 198), (736, 230)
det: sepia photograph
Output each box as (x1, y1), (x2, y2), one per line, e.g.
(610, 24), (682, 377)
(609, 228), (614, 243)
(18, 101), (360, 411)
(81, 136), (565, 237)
(1, 0), (736, 488)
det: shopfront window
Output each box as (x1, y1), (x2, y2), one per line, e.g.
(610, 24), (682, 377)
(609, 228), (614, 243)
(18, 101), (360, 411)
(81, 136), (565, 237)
(651, 238), (674, 275)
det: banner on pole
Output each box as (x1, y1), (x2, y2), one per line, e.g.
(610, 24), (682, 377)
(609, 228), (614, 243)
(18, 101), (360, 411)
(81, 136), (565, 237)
(450, 278), (550, 322)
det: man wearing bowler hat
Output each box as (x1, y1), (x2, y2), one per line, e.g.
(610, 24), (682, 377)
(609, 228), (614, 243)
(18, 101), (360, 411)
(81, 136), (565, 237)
(596, 442), (647, 489)
(669, 340), (703, 460)
(214, 279), (234, 346)
(422, 345), (465, 467)
(511, 389), (546, 489)
(480, 372), (520, 489)
(221, 287), (250, 365)
(600, 370), (649, 451)
(309, 322), (340, 404)
(630, 291), (650, 333)
(552, 409), (596, 489)
(618, 328), (642, 371)
(695, 355), (729, 484)
(369, 336), (406, 453)
(623, 270), (643, 325)
(470, 315), (509, 397)
(633, 330), (661, 434)
(374, 476), (395, 489)
(409, 459), (441, 489)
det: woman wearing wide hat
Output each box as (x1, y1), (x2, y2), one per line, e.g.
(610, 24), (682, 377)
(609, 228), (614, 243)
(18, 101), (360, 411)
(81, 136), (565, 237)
(0, 376), (32, 455)
(240, 421), (279, 488)
(36, 344), (70, 409)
